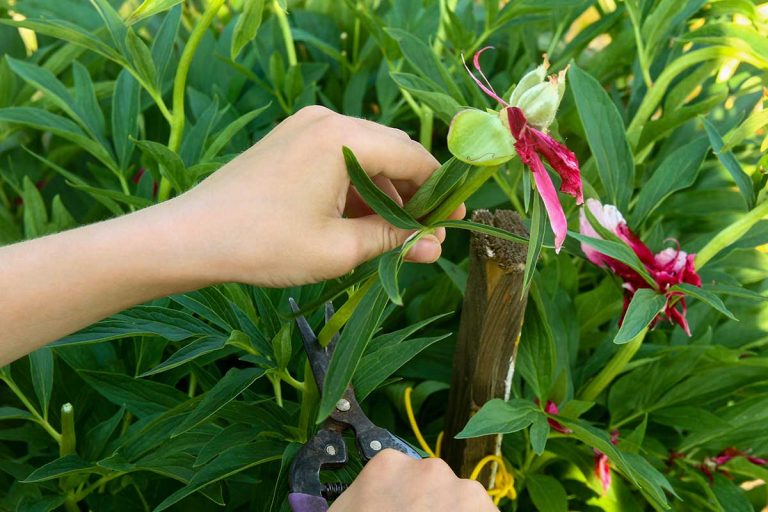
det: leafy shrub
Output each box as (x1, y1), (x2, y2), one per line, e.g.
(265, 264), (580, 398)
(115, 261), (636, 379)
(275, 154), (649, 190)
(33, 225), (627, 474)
(1, 0), (767, 511)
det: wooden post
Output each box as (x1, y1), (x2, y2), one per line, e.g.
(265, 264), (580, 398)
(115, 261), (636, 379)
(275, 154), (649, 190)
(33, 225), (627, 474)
(442, 209), (529, 483)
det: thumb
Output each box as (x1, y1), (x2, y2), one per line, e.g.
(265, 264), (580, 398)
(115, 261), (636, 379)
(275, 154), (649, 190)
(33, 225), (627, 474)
(341, 215), (442, 267)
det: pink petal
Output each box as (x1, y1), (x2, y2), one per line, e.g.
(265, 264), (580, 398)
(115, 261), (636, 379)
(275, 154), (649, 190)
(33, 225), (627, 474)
(530, 128), (583, 203)
(616, 224), (656, 266)
(527, 152), (568, 253)
(594, 451), (612, 494)
(747, 456), (768, 466)
(507, 106), (527, 139)
(683, 254), (702, 287)
(666, 298), (691, 336)
(578, 208), (608, 267)
(463, 47), (508, 107)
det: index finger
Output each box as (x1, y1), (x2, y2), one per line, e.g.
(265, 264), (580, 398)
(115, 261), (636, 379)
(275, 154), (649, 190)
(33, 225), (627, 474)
(340, 117), (440, 186)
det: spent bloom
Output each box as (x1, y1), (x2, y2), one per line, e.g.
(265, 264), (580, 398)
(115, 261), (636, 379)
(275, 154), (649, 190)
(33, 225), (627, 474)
(579, 198), (702, 335)
(542, 400), (571, 434)
(594, 430), (620, 495)
(700, 447), (767, 482)
(447, 48), (583, 252)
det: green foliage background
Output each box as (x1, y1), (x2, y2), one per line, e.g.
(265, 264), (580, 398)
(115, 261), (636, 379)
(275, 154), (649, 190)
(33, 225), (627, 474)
(1, 0), (767, 510)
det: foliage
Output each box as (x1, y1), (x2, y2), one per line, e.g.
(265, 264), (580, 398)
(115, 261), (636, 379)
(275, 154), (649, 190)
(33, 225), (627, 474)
(1, 0), (768, 511)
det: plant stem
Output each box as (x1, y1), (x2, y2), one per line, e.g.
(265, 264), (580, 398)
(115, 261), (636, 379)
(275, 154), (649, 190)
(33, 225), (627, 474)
(3, 377), (61, 443)
(270, 374), (284, 407)
(158, 0), (225, 201)
(187, 372), (197, 398)
(696, 199), (768, 269)
(280, 370), (305, 392)
(424, 165), (499, 225)
(273, 0), (297, 67)
(59, 403), (76, 457)
(579, 328), (647, 402)
(298, 360), (319, 442)
(419, 107), (434, 152)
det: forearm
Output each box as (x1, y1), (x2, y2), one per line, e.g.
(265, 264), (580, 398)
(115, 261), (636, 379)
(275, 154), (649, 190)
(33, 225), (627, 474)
(0, 200), (209, 366)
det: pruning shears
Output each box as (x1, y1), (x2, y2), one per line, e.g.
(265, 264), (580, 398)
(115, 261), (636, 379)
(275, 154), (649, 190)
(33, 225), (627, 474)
(287, 299), (421, 512)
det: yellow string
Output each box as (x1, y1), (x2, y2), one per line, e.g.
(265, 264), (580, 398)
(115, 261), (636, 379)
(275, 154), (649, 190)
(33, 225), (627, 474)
(403, 387), (517, 505)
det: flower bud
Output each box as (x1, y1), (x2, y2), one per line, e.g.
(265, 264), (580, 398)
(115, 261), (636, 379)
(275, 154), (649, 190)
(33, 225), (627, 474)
(508, 57), (567, 131)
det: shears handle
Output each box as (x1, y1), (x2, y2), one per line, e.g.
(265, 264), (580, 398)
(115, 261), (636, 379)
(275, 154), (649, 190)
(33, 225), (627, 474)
(288, 493), (329, 512)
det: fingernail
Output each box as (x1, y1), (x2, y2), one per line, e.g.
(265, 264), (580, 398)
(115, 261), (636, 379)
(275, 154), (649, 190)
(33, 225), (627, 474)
(406, 235), (441, 263)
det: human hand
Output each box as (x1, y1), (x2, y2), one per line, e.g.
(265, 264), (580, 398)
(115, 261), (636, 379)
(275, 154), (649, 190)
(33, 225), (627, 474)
(328, 449), (498, 512)
(166, 105), (465, 288)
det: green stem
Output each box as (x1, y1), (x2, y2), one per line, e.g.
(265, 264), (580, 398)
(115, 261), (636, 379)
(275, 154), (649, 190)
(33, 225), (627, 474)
(298, 360), (319, 442)
(273, 0), (297, 67)
(424, 165), (499, 225)
(59, 403), (76, 457)
(159, 0), (225, 201)
(3, 377), (61, 443)
(270, 374), (284, 407)
(187, 372), (197, 398)
(419, 107), (434, 152)
(579, 328), (647, 402)
(280, 370), (305, 392)
(71, 472), (123, 502)
(626, 6), (652, 89)
(695, 199), (768, 269)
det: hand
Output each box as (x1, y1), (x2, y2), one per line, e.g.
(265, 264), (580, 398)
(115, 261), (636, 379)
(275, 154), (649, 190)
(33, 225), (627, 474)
(169, 105), (466, 288)
(329, 450), (498, 512)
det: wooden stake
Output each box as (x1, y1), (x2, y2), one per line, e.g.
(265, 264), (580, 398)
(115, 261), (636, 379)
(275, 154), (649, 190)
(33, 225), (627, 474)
(442, 209), (529, 483)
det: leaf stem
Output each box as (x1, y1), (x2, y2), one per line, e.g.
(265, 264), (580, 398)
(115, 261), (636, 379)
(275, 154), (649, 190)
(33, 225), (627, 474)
(59, 402), (76, 457)
(2, 376), (61, 443)
(424, 165), (499, 225)
(279, 370), (305, 392)
(273, 0), (297, 67)
(159, 0), (225, 201)
(695, 199), (768, 269)
(579, 328), (647, 402)
(298, 360), (319, 441)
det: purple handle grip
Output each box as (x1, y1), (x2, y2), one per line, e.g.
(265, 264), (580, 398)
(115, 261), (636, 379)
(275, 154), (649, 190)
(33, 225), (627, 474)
(288, 492), (329, 512)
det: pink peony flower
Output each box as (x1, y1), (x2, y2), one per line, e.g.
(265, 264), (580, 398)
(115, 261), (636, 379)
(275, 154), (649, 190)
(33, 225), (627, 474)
(579, 198), (702, 335)
(452, 47), (583, 252)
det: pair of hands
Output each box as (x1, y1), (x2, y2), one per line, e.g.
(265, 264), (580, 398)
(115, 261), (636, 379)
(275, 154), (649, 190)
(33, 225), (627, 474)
(0, 106), (495, 510)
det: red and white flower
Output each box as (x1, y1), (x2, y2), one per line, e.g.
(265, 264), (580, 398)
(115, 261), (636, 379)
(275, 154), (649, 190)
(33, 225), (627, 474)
(448, 48), (583, 252)
(579, 198), (702, 334)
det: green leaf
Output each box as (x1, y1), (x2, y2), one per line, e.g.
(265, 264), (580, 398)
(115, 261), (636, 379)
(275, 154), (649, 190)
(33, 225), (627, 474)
(72, 61), (106, 141)
(0, 107), (115, 170)
(173, 367), (265, 436)
(353, 334), (450, 401)
(527, 474), (568, 512)
(670, 283), (737, 321)
(404, 158), (470, 219)
(202, 104), (270, 161)
(128, 0), (184, 24)
(21, 176), (48, 239)
(0, 18), (125, 65)
(139, 335), (229, 377)
(570, 232), (655, 287)
(613, 290), (664, 344)
(153, 440), (285, 512)
(456, 399), (539, 438)
(389, 72), (463, 123)
(632, 137), (709, 224)
(66, 182), (153, 209)
(570, 64), (634, 211)
(271, 323), (293, 369)
(90, 0), (129, 57)
(723, 108), (768, 152)
(318, 280), (389, 421)
(529, 413), (550, 455)
(342, 146), (422, 230)
(28, 347), (53, 418)
(77, 370), (187, 417)
(447, 108), (517, 166)
(125, 28), (157, 90)
(385, 29), (463, 102)
(0, 406), (33, 421)
(524, 193), (546, 292)
(702, 117), (755, 209)
(55, 306), (220, 346)
(711, 473), (753, 512)
(21, 455), (102, 483)
(517, 301), (556, 399)
(134, 138), (190, 192)
(231, 0), (266, 59)
(150, 4), (181, 81)
(434, 219), (529, 244)
(111, 69), (140, 171)
(368, 312), (452, 354)
(378, 249), (404, 306)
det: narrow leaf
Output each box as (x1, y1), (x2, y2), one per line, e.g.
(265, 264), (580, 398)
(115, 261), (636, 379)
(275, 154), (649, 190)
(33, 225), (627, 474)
(703, 116), (755, 209)
(613, 290), (664, 344)
(670, 283), (738, 321)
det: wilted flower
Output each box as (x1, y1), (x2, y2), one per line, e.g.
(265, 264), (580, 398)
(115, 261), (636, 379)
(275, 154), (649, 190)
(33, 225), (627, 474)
(447, 48), (583, 252)
(542, 400), (571, 434)
(594, 430), (619, 494)
(700, 447), (767, 483)
(579, 198), (702, 335)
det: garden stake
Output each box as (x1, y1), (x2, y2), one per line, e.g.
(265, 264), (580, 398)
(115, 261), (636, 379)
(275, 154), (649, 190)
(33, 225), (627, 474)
(287, 299), (421, 512)
(442, 210), (529, 485)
